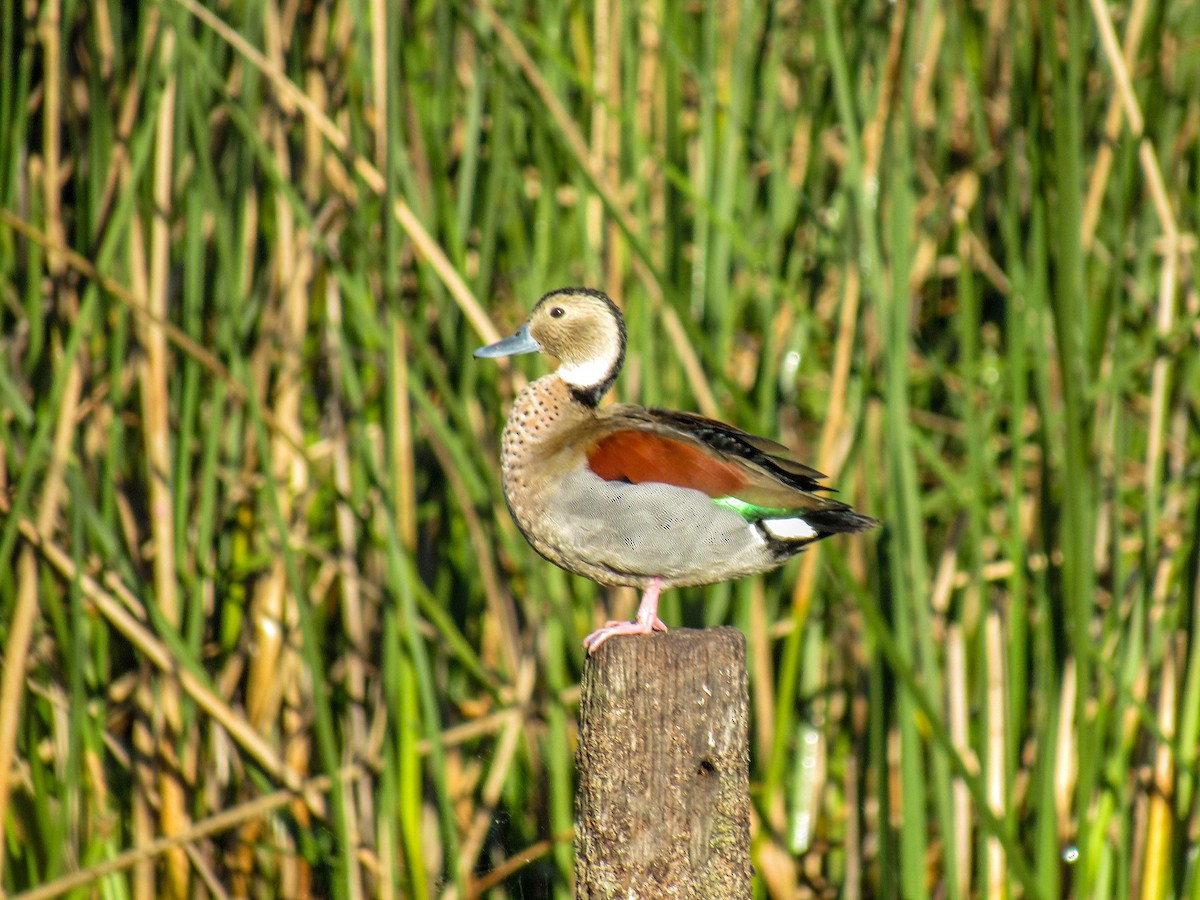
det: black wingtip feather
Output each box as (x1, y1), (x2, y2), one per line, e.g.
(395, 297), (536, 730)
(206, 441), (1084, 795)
(802, 508), (880, 535)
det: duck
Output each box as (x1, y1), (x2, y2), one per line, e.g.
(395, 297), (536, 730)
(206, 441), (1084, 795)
(475, 287), (877, 653)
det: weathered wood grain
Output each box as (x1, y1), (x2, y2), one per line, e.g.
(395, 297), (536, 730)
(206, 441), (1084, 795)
(576, 627), (752, 898)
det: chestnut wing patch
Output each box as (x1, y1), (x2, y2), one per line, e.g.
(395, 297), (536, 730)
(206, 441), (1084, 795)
(586, 431), (749, 498)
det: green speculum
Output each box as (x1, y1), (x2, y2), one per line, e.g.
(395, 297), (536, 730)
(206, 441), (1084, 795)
(712, 496), (796, 522)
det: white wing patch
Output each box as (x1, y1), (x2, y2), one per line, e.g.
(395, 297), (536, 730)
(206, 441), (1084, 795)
(762, 516), (817, 541)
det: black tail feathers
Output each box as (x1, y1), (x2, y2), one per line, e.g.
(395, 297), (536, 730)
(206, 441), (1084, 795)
(803, 506), (879, 535)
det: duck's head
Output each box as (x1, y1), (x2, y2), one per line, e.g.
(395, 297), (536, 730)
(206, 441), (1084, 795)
(475, 288), (627, 406)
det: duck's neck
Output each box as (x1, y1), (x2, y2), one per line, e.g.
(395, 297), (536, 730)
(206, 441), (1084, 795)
(553, 320), (624, 406)
(555, 358), (615, 407)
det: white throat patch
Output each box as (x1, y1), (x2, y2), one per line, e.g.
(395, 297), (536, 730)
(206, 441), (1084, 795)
(556, 355), (614, 389)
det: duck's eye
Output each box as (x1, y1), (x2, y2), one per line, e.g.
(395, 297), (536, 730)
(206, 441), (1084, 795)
(549, 306), (565, 318)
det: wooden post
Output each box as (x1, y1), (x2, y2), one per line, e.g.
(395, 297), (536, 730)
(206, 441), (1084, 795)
(575, 627), (752, 898)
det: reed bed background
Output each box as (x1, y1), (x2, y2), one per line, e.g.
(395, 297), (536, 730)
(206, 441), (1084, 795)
(2, 0), (1198, 897)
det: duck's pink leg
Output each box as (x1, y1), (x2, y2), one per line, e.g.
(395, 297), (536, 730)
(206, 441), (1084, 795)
(582, 578), (668, 654)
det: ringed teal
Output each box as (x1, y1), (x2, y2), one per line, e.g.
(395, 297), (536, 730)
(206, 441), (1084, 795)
(476, 288), (877, 652)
